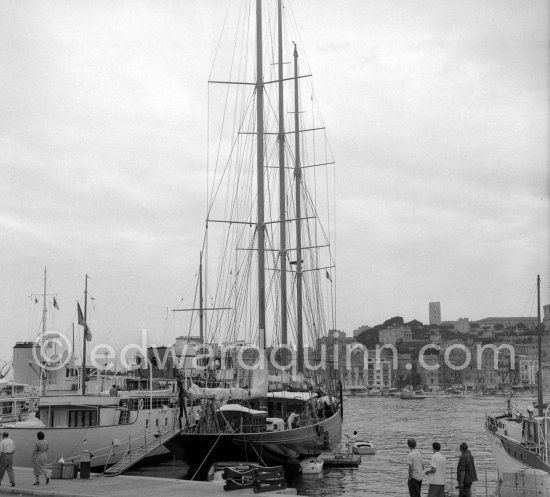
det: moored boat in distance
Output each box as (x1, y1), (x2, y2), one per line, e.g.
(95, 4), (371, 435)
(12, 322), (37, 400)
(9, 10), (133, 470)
(318, 443), (361, 468)
(400, 388), (426, 400)
(343, 386), (368, 397)
(353, 440), (375, 455)
(300, 457), (324, 474)
(0, 382), (39, 426)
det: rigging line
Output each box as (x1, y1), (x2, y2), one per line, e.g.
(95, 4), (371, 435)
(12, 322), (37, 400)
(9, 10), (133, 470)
(208, 85), (257, 217)
(208, 5), (256, 216)
(520, 282), (537, 322)
(208, 0), (233, 81)
(301, 186), (334, 264)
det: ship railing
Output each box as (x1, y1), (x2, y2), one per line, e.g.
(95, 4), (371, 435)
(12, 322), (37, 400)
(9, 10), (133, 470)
(444, 457), (498, 497)
(59, 409), (180, 467)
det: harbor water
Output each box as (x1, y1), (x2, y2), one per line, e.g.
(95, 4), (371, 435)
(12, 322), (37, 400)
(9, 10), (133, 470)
(128, 394), (537, 496)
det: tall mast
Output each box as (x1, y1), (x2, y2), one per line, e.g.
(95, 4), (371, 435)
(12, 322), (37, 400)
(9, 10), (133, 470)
(293, 43), (304, 374)
(199, 251), (204, 343)
(277, 0), (288, 347)
(537, 274), (543, 416)
(42, 267), (47, 334)
(82, 274), (89, 395)
(256, 0), (266, 350)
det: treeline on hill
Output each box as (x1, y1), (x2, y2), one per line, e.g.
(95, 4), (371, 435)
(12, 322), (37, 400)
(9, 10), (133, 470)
(355, 316), (466, 351)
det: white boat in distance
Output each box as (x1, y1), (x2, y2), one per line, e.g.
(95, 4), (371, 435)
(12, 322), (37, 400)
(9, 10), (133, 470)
(0, 382), (39, 426)
(400, 389), (427, 400)
(300, 457), (324, 474)
(353, 440), (375, 455)
(343, 386), (368, 397)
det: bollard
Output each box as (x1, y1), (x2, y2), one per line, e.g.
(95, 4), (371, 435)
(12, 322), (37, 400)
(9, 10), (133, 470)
(62, 462), (75, 479)
(50, 462), (63, 479)
(80, 450), (91, 479)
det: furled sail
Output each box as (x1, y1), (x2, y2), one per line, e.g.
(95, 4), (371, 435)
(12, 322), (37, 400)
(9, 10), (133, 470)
(185, 352), (268, 401)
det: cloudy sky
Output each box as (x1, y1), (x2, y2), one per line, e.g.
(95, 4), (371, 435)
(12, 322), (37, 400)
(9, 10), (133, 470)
(1, 0), (548, 365)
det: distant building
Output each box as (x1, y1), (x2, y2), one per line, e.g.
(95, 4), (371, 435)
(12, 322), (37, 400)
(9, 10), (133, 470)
(395, 353), (413, 387)
(518, 356), (537, 386)
(366, 359), (392, 388)
(455, 318), (470, 334)
(481, 329), (495, 339)
(474, 317), (537, 329)
(429, 302), (441, 326)
(420, 354), (440, 387)
(442, 318), (471, 334)
(379, 325), (412, 345)
(543, 305), (550, 331)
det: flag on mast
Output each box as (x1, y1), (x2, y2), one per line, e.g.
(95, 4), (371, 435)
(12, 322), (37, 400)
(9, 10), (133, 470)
(77, 302), (92, 341)
(325, 270), (333, 283)
(53, 297), (59, 310)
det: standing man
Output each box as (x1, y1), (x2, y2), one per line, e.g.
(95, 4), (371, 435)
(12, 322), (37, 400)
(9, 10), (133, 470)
(424, 442), (446, 497)
(407, 438), (423, 497)
(0, 432), (15, 487)
(457, 442), (478, 497)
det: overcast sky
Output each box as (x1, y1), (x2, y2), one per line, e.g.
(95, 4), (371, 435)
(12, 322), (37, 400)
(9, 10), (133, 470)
(1, 0), (548, 365)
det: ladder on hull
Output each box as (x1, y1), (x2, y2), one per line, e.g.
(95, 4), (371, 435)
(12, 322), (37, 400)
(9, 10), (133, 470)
(103, 430), (180, 476)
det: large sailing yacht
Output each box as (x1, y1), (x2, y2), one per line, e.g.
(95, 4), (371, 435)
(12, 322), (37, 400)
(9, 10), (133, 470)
(165, 0), (342, 476)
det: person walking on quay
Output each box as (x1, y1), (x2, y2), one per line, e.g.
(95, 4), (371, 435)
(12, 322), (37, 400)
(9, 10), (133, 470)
(424, 442), (446, 497)
(32, 431), (49, 486)
(457, 442), (478, 497)
(0, 432), (15, 487)
(406, 438), (424, 497)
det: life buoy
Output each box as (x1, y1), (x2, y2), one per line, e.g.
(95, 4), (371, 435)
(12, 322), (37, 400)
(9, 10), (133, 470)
(138, 399), (144, 410)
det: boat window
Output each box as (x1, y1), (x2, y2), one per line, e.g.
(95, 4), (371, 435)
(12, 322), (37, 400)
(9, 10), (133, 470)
(119, 410), (130, 424)
(0, 401), (13, 415)
(68, 410), (98, 427)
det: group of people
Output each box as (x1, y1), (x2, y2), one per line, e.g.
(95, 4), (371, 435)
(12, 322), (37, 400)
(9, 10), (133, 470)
(0, 431), (50, 487)
(407, 438), (478, 497)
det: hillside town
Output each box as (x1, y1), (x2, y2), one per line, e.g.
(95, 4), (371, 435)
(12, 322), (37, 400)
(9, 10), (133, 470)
(321, 301), (550, 392)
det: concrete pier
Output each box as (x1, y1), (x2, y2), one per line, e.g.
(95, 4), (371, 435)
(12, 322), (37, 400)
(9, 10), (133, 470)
(0, 467), (296, 497)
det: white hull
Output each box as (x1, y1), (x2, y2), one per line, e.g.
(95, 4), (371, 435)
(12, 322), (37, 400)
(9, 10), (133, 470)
(486, 429), (532, 476)
(7, 407), (178, 469)
(300, 458), (324, 474)
(486, 427), (550, 476)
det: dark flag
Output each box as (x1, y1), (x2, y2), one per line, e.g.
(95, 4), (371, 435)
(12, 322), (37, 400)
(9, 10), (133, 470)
(326, 270), (333, 283)
(53, 297), (59, 310)
(77, 302), (92, 341)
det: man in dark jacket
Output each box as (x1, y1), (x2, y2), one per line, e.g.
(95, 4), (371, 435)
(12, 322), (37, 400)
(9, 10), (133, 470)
(457, 442), (478, 497)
